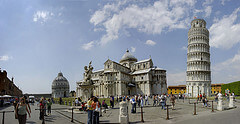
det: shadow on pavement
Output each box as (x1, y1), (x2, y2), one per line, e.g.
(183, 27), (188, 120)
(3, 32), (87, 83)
(44, 115), (57, 122)
(26, 121), (37, 124)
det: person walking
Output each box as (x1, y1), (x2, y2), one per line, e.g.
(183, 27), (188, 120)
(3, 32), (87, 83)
(87, 96), (94, 124)
(42, 97), (47, 116)
(23, 96), (31, 114)
(75, 98), (79, 106)
(145, 94), (149, 105)
(215, 93), (218, 102)
(92, 97), (100, 124)
(140, 95), (144, 107)
(47, 99), (52, 115)
(170, 94), (176, 110)
(39, 99), (44, 120)
(130, 96), (136, 113)
(200, 94), (202, 101)
(202, 96), (206, 107)
(15, 97), (31, 124)
(160, 94), (166, 110)
(153, 95), (156, 106)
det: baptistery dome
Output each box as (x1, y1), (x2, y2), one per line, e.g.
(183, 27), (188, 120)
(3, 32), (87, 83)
(52, 72), (69, 98)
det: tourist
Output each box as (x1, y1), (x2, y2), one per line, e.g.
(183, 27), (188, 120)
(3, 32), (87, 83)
(116, 95), (119, 103)
(200, 94), (202, 101)
(75, 98), (79, 106)
(153, 95), (156, 106)
(160, 94), (166, 110)
(227, 93), (230, 101)
(197, 94), (199, 101)
(119, 96), (122, 102)
(202, 96), (208, 107)
(111, 96), (114, 108)
(23, 96), (31, 114)
(145, 94), (149, 105)
(130, 96), (136, 113)
(16, 97), (31, 124)
(170, 94), (176, 110)
(232, 92), (236, 101)
(232, 92), (235, 97)
(217, 92), (222, 98)
(215, 93), (218, 102)
(92, 97), (100, 124)
(42, 97), (47, 116)
(140, 95), (144, 107)
(39, 99), (44, 120)
(123, 96), (126, 101)
(158, 94), (161, 106)
(47, 99), (52, 115)
(87, 96), (94, 124)
(102, 100), (108, 109)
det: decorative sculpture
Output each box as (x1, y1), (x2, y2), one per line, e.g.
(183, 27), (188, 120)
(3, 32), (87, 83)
(84, 61), (94, 85)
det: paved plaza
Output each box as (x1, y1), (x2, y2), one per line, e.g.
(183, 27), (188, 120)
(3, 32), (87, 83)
(0, 98), (240, 124)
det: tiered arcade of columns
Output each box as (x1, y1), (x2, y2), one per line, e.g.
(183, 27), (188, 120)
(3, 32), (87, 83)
(186, 19), (211, 97)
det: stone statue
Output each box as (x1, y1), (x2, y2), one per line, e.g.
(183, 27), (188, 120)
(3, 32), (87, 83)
(119, 101), (129, 124)
(84, 61), (94, 85)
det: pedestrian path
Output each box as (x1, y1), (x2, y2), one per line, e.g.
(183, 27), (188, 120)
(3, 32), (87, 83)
(0, 98), (239, 124)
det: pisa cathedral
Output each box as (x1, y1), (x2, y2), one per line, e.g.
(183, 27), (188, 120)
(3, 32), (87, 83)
(76, 50), (167, 97)
(186, 19), (211, 97)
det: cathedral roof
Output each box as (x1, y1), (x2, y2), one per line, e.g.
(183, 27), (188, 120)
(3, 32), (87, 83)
(120, 49), (137, 63)
(52, 72), (69, 88)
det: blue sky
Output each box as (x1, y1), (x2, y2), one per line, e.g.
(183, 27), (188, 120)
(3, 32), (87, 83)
(0, 0), (240, 94)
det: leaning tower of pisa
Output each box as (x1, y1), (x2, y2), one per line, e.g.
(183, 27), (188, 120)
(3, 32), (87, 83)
(186, 19), (211, 97)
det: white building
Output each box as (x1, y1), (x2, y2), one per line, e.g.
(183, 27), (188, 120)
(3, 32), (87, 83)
(76, 50), (167, 97)
(186, 19), (211, 97)
(52, 72), (70, 98)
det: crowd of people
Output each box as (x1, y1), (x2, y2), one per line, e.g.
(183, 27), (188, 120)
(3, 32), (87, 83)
(86, 96), (100, 124)
(0, 91), (237, 124)
(12, 96), (53, 124)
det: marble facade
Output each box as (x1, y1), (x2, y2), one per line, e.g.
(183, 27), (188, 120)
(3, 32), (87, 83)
(76, 50), (167, 97)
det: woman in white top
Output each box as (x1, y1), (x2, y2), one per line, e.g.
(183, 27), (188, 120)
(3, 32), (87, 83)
(15, 97), (31, 124)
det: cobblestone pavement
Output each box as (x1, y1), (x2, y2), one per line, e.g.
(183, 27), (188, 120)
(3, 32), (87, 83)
(0, 98), (239, 124)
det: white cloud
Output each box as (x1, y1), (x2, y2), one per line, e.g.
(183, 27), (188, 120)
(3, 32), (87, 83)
(167, 72), (186, 86)
(90, 0), (196, 45)
(33, 11), (53, 23)
(209, 8), (240, 49)
(145, 40), (156, 46)
(181, 46), (187, 50)
(212, 50), (240, 83)
(82, 41), (95, 50)
(0, 55), (11, 61)
(221, 0), (231, 5)
(204, 6), (212, 17)
(131, 47), (136, 53)
(203, 0), (214, 6)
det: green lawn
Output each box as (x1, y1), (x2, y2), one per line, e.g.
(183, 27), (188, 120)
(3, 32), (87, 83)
(53, 97), (116, 106)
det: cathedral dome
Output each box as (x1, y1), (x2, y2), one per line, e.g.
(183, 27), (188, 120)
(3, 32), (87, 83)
(120, 49), (137, 63)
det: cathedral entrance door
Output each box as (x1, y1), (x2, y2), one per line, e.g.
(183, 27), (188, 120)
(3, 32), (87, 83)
(64, 91), (66, 97)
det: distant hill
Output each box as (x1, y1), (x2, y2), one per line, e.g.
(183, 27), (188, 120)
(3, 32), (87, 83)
(221, 81), (240, 95)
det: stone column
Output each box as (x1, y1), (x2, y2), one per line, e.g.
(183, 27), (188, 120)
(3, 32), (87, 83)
(119, 101), (129, 124)
(229, 96), (234, 108)
(217, 96), (223, 111)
